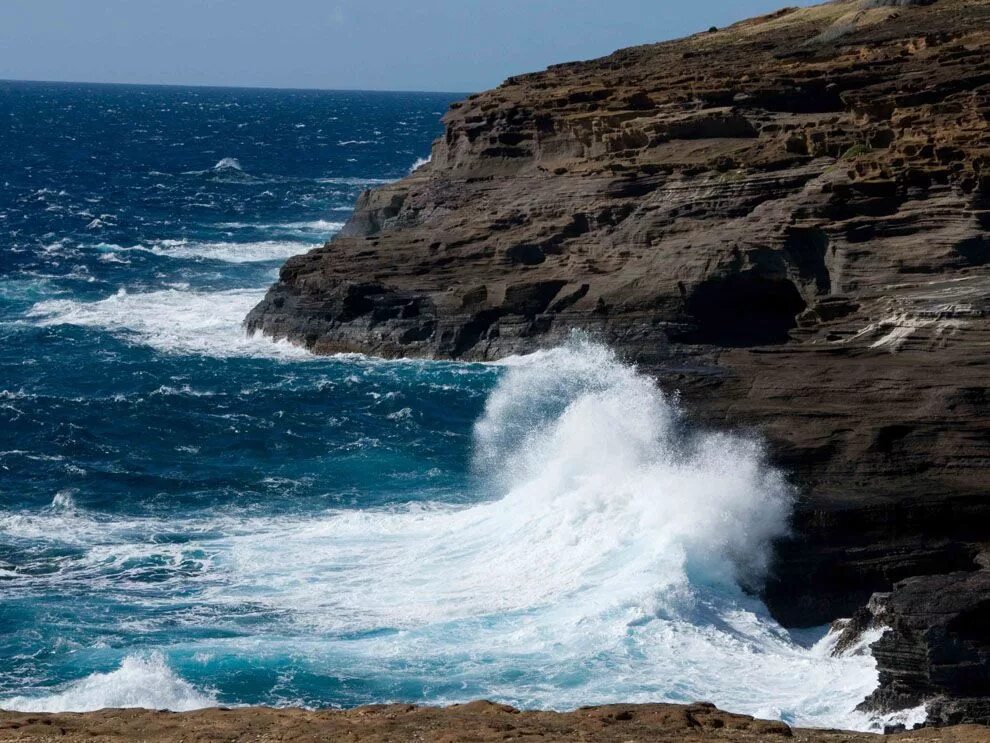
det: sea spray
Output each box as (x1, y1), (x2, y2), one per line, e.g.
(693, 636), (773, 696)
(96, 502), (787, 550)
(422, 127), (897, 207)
(0, 654), (216, 713)
(410, 155), (431, 172)
(0, 340), (891, 727)
(478, 338), (792, 590)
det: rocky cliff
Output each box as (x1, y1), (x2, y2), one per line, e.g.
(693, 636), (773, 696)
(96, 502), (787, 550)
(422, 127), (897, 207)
(247, 0), (990, 725)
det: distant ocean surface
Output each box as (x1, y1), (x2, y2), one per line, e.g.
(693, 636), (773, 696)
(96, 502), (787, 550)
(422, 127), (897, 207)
(0, 81), (917, 731)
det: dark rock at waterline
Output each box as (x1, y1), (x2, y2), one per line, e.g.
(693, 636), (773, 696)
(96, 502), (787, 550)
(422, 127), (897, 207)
(247, 0), (990, 724)
(858, 571), (990, 725)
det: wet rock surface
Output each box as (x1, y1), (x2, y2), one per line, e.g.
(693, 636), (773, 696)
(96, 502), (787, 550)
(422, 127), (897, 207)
(861, 571), (990, 726)
(247, 0), (990, 724)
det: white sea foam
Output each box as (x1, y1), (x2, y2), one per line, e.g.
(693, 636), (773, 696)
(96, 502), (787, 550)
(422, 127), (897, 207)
(49, 489), (79, 513)
(26, 287), (312, 359)
(410, 154), (431, 172)
(314, 176), (393, 186)
(279, 220), (346, 233)
(149, 239), (315, 263)
(216, 220), (345, 235)
(92, 239), (316, 264)
(216, 341), (892, 730)
(0, 340), (906, 729)
(213, 157), (243, 171)
(0, 653), (215, 712)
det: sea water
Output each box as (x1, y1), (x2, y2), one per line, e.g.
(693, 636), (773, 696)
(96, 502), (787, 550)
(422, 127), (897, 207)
(0, 81), (922, 731)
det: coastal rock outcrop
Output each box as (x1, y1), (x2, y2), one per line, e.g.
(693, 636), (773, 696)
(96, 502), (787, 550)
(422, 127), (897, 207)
(1, 702), (987, 742)
(247, 0), (990, 724)
(861, 570), (990, 725)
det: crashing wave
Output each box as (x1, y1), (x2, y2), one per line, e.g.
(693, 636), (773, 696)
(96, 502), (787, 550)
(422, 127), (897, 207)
(213, 157), (243, 172)
(410, 154), (431, 172)
(0, 338), (906, 729)
(26, 287), (313, 359)
(0, 653), (215, 712)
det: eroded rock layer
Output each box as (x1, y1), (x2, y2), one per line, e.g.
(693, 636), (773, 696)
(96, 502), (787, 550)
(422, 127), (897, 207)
(247, 0), (990, 723)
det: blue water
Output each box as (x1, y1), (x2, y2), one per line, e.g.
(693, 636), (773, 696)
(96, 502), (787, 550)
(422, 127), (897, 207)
(0, 81), (912, 730)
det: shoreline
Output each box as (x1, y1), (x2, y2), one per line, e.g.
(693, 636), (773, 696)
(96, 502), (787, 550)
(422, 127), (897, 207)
(1, 701), (984, 742)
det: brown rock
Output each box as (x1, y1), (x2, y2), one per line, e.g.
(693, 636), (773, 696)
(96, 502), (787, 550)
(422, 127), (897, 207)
(0, 702), (984, 742)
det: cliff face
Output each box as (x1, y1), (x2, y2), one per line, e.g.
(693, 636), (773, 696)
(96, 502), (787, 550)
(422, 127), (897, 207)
(247, 0), (990, 724)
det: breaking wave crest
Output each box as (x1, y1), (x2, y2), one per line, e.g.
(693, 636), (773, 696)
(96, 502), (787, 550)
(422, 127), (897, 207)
(213, 157), (243, 172)
(26, 288), (312, 358)
(0, 654), (216, 712)
(476, 341), (792, 590)
(0, 337), (898, 729)
(94, 239), (317, 264)
(410, 155), (431, 172)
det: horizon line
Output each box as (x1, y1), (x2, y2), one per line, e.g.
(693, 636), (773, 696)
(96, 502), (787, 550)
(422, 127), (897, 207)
(0, 77), (474, 97)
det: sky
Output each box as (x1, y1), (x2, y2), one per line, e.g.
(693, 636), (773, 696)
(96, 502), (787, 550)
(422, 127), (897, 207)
(0, 1), (819, 93)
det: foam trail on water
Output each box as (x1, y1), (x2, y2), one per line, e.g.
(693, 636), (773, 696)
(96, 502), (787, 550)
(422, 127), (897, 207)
(26, 288), (312, 359)
(0, 653), (215, 712)
(103, 239), (318, 263)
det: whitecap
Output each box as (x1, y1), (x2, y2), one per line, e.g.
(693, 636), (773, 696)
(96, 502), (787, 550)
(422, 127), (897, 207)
(0, 653), (215, 712)
(26, 287), (313, 359)
(148, 239), (315, 263)
(49, 489), (79, 513)
(213, 220), (345, 238)
(278, 220), (346, 233)
(314, 176), (393, 186)
(91, 239), (316, 264)
(213, 157), (243, 171)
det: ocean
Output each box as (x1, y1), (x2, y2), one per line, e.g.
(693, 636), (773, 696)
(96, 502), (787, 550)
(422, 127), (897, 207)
(0, 81), (917, 731)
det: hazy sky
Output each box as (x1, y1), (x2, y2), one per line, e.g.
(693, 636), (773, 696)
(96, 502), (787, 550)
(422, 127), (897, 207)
(0, 1), (818, 93)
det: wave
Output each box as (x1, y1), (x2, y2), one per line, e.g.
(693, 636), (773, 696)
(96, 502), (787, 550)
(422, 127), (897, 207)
(136, 239), (315, 263)
(213, 157), (243, 172)
(181, 157), (257, 182)
(314, 176), (393, 186)
(26, 287), (313, 359)
(197, 340), (796, 629)
(0, 339), (909, 729)
(278, 219), (346, 232)
(213, 220), (346, 238)
(203, 340), (911, 729)
(409, 155), (431, 172)
(0, 653), (215, 712)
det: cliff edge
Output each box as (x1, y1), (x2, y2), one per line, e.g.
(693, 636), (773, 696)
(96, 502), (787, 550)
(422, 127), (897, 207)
(247, 0), (990, 725)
